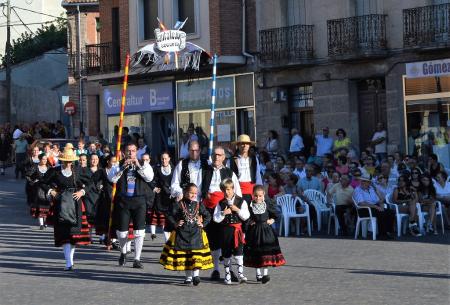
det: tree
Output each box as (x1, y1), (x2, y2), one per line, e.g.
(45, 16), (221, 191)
(1, 17), (67, 67)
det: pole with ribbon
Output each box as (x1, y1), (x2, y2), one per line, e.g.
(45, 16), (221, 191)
(208, 54), (218, 159)
(106, 53), (130, 249)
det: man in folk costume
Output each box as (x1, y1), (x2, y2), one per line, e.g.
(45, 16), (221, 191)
(170, 141), (208, 202)
(201, 146), (241, 281)
(230, 134), (263, 204)
(108, 142), (154, 269)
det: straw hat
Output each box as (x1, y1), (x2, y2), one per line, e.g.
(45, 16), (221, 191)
(233, 134), (255, 145)
(358, 172), (372, 182)
(59, 143), (78, 162)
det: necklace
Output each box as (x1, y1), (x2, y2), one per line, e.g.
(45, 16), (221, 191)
(251, 201), (266, 215)
(180, 201), (199, 224)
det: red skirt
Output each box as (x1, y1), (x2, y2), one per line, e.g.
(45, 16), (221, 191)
(147, 209), (166, 226)
(30, 206), (50, 219)
(54, 201), (91, 247)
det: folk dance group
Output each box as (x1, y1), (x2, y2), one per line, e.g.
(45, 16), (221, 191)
(25, 134), (285, 286)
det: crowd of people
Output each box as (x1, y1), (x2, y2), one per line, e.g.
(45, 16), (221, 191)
(1, 120), (449, 286)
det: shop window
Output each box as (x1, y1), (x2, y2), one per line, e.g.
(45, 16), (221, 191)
(107, 114), (143, 142)
(405, 76), (450, 96)
(236, 74), (255, 107)
(139, 0), (160, 41)
(173, 0), (197, 34)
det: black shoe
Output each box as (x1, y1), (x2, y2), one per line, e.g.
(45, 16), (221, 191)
(111, 241), (120, 250)
(230, 270), (239, 283)
(256, 275), (263, 282)
(184, 278), (193, 285)
(133, 260), (144, 269)
(261, 275), (270, 284)
(118, 253), (126, 266)
(151, 234), (157, 240)
(193, 276), (201, 286)
(210, 270), (220, 281)
(39, 225), (45, 230)
(63, 266), (73, 271)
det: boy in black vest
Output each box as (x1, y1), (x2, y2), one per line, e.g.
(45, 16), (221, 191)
(213, 178), (250, 284)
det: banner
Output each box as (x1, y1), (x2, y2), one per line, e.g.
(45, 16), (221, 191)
(406, 59), (450, 78)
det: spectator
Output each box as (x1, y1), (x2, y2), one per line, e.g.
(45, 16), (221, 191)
(13, 133), (28, 179)
(88, 142), (103, 158)
(392, 175), (420, 236)
(283, 174), (302, 197)
(293, 158), (307, 180)
(297, 164), (323, 193)
(353, 173), (395, 239)
(265, 130), (280, 162)
(327, 173), (354, 235)
(405, 155), (422, 174)
(315, 126), (334, 158)
(136, 138), (151, 161)
(350, 168), (362, 189)
(370, 122), (387, 162)
(97, 132), (109, 148)
(53, 120), (66, 138)
(75, 140), (87, 156)
(258, 151), (271, 176)
(289, 128), (304, 158)
(121, 127), (132, 147)
(427, 154), (445, 179)
(0, 129), (12, 175)
(336, 156), (349, 175)
(264, 172), (285, 200)
(417, 174), (437, 234)
(195, 126), (209, 160)
(307, 146), (322, 167)
(333, 129), (351, 156)
(325, 171), (341, 194)
(187, 124), (198, 142)
(274, 155), (286, 173)
(387, 155), (399, 177)
(361, 155), (377, 177)
(179, 132), (190, 159)
(434, 171), (450, 228)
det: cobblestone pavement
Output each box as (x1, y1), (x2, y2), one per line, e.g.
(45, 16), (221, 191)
(0, 168), (449, 305)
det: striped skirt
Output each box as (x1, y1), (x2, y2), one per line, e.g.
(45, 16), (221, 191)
(54, 201), (91, 247)
(147, 209), (166, 227)
(159, 230), (214, 271)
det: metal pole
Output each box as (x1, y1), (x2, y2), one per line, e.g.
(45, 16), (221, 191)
(106, 53), (130, 249)
(208, 54), (218, 159)
(5, 0), (12, 123)
(77, 5), (83, 134)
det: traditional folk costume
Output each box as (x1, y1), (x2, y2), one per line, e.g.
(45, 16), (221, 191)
(159, 198), (213, 285)
(171, 158), (209, 201)
(213, 195), (250, 284)
(26, 163), (50, 229)
(148, 164), (173, 241)
(41, 145), (91, 270)
(24, 155), (40, 206)
(201, 164), (241, 279)
(108, 159), (154, 268)
(244, 200), (286, 283)
(230, 135), (262, 205)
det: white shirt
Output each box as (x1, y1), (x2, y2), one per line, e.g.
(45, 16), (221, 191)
(372, 130), (387, 153)
(136, 145), (148, 160)
(208, 166), (242, 197)
(171, 159), (203, 200)
(179, 141), (190, 159)
(293, 168), (306, 180)
(107, 162), (154, 184)
(235, 155), (263, 185)
(434, 181), (450, 196)
(289, 134), (304, 153)
(315, 134), (334, 157)
(213, 197), (250, 223)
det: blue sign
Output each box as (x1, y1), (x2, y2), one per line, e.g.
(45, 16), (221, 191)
(104, 82), (173, 115)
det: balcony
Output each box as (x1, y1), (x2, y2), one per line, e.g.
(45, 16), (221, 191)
(327, 14), (387, 59)
(85, 42), (120, 75)
(404, 3), (450, 49)
(259, 24), (314, 66)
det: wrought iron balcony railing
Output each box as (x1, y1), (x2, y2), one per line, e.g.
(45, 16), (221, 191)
(327, 14), (387, 58)
(85, 42), (120, 75)
(259, 24), (314, 65)
(404, 3), (450, 48)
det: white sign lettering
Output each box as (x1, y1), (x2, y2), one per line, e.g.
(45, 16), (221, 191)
(155, 29), (186, 52)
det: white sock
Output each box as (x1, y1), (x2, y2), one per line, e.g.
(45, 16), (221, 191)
(193, 269), (199, 277)
(263, 268), (268, 276)
(150, 225), (156, 235)
(126, 240), (132, 253)
(63, 243), (71, 268)
(38, 217), (44, 226)
(116, 230), (128, 255)
(211, 249), (221, 272)
(235, 255), (244, 277)
(163, 231), (171, 242)
(185, 270), (192, 280)
(256, 268), (262, 278)
(223, 257), (231, 280)
(70, 245), (75, 266)
(134, 230), (145, 261)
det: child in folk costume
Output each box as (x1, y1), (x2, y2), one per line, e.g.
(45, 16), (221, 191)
(244, 185), (285, 283)
(213, 178), (250, 284)
(159, 183), (213, 286)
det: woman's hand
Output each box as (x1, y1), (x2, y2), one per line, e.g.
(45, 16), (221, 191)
(72, 190), (84, 201)
(50, 190), (57, 198)
(177, 220), (184, 227)
(266, 219), (275, 225)
(154, 187), (161, 194)
(197, 219), (203, 228)
(223, 207), (232, 215)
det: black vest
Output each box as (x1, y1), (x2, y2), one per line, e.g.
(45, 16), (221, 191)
(180, 158), (209, 189)
(116, 160), (150, 199)
(201, 165), (233, 199)
(218, 196), (244, 225)
(230, 155), (257, 183)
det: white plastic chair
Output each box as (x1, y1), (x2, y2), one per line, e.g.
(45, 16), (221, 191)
(327, 194), (339, 236)
(416, 202), (429, 235)
(385, 193), (409, 237)
(303, 189), (331, 232)
(352, 197), (377, 240)
(435, 201), (445, 235)
(277, 194), (311, 237)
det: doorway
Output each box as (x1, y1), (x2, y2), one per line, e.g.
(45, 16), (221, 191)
(152, 112), (175, 160)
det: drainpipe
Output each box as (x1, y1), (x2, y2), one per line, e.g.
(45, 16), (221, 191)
(242, 0), (255, 62)
(77, 4), (84, 134)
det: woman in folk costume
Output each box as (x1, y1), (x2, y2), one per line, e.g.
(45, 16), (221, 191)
(26, 153), (50, 230)
(42, 143), (91, 271)
(244, 185), (285, 284)
(160, 183), (213, 286)
(148, 152), (173, 241)
(24, 145), (41, 206)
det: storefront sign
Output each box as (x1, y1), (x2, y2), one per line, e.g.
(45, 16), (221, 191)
(177, 77), (234, 111)
(155, 29), (186, 52)
(406, 59), (450, 78)
(104, 82), (173, 115)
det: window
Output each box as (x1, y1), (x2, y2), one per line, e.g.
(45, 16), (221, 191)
(285, 0), (308, 26)
(355, 0), (383, 16)
(139, 0), (159, 40)
(174, 0), (196, 34)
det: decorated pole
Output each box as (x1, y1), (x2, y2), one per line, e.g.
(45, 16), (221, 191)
(106, 53), (130, 248)
(208, 54), (218, 159)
